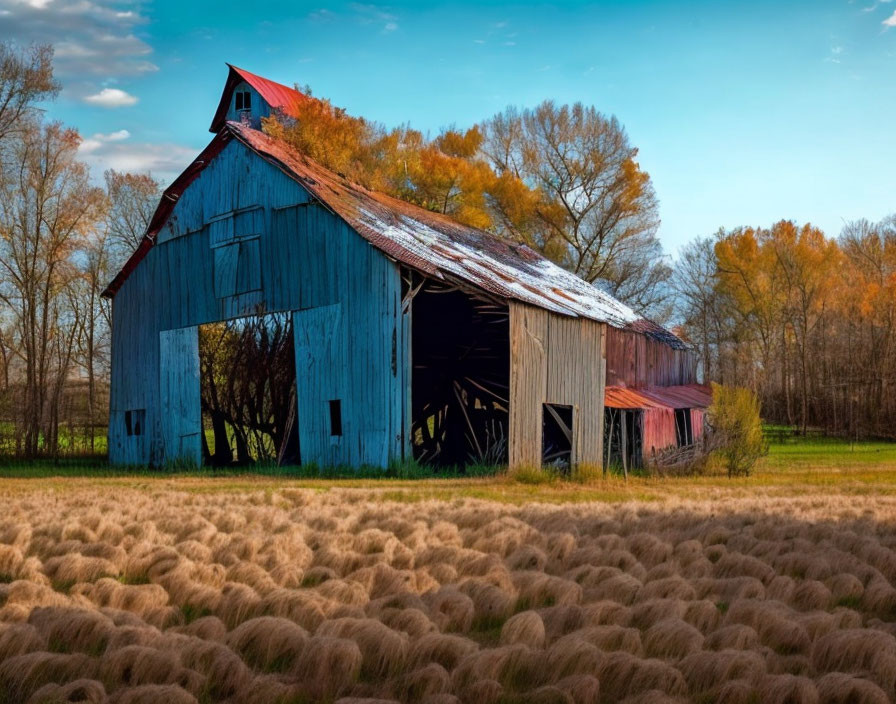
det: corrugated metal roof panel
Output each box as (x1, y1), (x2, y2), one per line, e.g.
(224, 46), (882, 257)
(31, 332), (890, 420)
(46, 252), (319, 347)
(227, 122), (671, 330)
(605, 384), (712, 410)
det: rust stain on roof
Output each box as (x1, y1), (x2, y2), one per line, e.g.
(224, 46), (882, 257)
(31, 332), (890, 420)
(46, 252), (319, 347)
(227, 122), (652, 328)
(605, 384), (713, 410)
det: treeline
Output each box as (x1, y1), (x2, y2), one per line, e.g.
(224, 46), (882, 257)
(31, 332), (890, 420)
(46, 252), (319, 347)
(0, 43), (160, 457)
(673, 218), (896, 439)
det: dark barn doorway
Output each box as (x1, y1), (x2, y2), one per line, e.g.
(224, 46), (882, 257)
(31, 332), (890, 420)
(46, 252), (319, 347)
(408, 273), (510, 468)
(675, 408), (694, 447)
(198, 310), (299, 467)
(604, 408), (643, 472)
(543, 403), (573, 470)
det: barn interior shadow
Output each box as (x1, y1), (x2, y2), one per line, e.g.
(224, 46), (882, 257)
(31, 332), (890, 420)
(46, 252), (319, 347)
(409, 276), (510, 468)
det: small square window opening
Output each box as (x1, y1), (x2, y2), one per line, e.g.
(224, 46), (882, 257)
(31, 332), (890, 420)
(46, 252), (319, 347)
(235, 91), (251, 111)
(125, 409), (145, 437)
(329, 400), (343, 437)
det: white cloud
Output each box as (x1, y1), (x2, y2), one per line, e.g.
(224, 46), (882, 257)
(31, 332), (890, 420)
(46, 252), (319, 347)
(825, 45), (845, 63)
(0, 0), (156, 85)
(78, 130), (195, 181)
(383, 21), (397, 31)
(84, 87), (138, 107)
(884, 9), (896, 25)
(78, 129), (131, 153)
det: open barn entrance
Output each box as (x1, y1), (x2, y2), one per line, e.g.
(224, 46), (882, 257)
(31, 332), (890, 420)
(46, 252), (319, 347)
(543, 403), (573, 470)
(408, 273), (510, 468)
(198, 310), (299, 467)
(604, 408), (644, 472)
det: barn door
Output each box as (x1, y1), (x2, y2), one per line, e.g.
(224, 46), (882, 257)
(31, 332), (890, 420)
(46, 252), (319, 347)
(159, 326), (202, 466)
(293, 303), (346, 467)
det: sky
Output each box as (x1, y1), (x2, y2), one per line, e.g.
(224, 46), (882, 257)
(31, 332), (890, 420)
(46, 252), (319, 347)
(2, 0), (895, 256)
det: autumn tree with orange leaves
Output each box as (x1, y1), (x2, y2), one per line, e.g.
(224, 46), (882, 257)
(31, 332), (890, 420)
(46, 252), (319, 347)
(266, 93), (670, 319)
(676, 217), (896, 439)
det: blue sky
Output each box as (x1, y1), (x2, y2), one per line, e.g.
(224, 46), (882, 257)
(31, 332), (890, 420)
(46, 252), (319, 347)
(2, 0), (895, 254)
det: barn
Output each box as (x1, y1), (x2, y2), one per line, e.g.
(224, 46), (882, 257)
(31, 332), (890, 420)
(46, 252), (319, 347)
(103, 64), (708, 470)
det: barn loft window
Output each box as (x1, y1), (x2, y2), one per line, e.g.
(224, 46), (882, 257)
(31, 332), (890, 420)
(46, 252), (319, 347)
(235, 90), (251, 111)
(542, 403), (573, 470)
(329, 400), (342, 437)
(125, 409), (145, 437)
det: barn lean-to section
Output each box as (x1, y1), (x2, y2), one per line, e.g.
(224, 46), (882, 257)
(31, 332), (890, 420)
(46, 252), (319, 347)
(104, 64), (707, 471)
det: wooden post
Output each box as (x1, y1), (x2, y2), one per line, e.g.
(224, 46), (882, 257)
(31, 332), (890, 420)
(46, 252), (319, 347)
(621, 410), (628, 479)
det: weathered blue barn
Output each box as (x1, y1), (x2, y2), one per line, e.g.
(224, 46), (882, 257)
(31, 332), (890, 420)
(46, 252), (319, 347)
(104, 65), (703, 469)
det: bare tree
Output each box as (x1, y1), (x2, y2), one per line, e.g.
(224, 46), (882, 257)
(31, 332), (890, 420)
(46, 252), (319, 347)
(672, 236), (727, 381)
(0, 122), (105, 456)
(0, 43), (58, 143)
(480, 101), (670, 318)
(104, 169), (162, 269)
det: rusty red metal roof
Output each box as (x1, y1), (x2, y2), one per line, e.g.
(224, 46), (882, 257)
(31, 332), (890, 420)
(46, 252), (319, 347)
(102, 117), (687, 349)
(210, 64), (308, 133)
(228, 122), (657, 327)
(605, 384), (712, 410)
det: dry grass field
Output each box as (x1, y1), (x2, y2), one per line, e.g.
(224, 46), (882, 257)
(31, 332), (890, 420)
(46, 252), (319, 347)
(2, 444), (896, 704)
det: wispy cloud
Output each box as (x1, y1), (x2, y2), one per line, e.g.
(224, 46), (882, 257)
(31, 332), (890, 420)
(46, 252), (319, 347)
(0, 0), (155, 75)
(84, 88), (138, 108)
(78, 130), (195, 182)
(884, 9), (896, 26)
(825, 45), (845, 63)
(79, 129), (131, 152)
(0, 0), (156, 100)
(308, 8), (336, 22)
(862, 0), (894, 12)
(350, 3), (399, 32)
(308, 3), (398, 32)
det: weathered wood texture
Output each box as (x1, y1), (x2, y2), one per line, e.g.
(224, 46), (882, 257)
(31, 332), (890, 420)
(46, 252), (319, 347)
(605, 327), (697, 388)
(109, 139), (409, 467)
(508, 302), (606, 468)
(643, 408), (677, 459)
(159, 327), (202, 466)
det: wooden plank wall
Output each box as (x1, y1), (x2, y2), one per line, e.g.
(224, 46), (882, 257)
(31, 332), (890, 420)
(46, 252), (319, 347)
(508, 302), (606, 468)
(605, 327), (698, 388)
(159, 327), (202, 466)
(642, 408), (678, 459)
(109, 139), (409, 467)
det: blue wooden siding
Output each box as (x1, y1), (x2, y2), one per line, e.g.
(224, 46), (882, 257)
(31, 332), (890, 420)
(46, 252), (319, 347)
(282, 205), (408, 468)
(223, 81), (271, 127)
(159, 327), (202, 466)
(109, 139), (410, 467)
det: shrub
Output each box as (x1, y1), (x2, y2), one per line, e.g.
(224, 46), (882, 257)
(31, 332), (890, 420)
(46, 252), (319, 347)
(707, 383), (767, 477)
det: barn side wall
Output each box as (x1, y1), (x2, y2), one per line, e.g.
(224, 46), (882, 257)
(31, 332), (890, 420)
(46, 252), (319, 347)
(508, 302), (606, 468)
(605, 327), (698, 387)
(109, 138), (409, 467)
